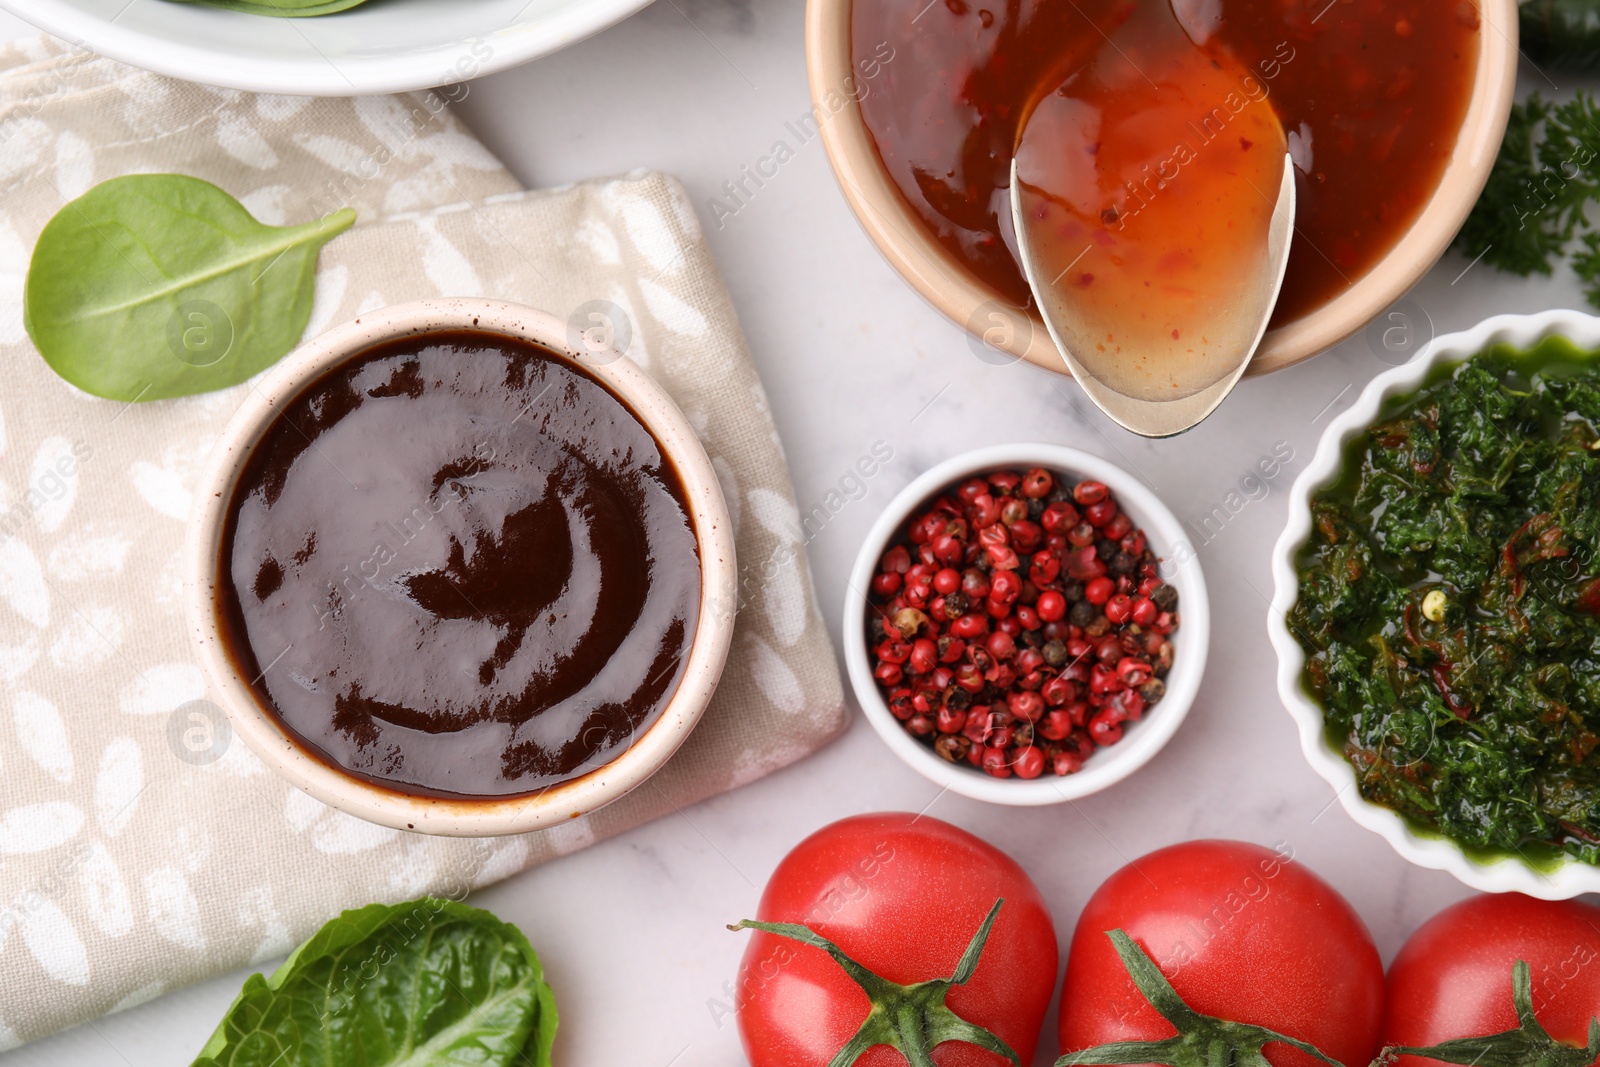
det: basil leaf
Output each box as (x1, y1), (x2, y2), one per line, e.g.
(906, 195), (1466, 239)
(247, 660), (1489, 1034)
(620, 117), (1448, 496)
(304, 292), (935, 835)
(24, 174), (354, 402)
(191, 898), (558, 1067)
(162, 0), (373, 15)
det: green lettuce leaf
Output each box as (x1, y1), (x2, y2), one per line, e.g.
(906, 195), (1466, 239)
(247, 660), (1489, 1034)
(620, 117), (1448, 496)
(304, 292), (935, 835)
(24, 174), (354, 401)
(163, 0), (374, 15)
(192, 898), (558, 1067)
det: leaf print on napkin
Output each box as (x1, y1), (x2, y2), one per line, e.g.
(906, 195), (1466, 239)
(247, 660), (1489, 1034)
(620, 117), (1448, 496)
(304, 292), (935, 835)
(143, 868), (204, 951)
(79, 843), (134, 938)
(94, 738), (143, 837)
(117, 664), (205, 716)
(13, 690), (71, 784)
(0, 539), (49, 629)
(0, 801), (83, 854)
(18, 898), (89, 986)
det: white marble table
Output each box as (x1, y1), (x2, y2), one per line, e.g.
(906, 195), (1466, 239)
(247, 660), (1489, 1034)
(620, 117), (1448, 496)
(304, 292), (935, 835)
(0, 6), (1585, 1063)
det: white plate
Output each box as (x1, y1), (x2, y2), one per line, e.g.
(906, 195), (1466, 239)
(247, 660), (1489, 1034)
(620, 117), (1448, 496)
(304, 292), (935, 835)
(1270, 309), (1600, 898)
(0, 0), (655, 95)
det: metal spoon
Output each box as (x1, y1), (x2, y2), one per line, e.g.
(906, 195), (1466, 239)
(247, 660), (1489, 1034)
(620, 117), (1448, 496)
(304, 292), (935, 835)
(1010, 55), (1296, 438)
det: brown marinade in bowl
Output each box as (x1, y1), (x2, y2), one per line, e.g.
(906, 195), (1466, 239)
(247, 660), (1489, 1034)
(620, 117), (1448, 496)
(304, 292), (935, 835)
(218, 330), (701, 799)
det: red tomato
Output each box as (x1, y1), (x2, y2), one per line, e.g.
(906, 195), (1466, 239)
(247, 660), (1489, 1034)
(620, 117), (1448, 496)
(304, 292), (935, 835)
(1384, 893), (1600, 1061)
(734, 812), (1058, 1067)
(1058, 840), (1383, 1067)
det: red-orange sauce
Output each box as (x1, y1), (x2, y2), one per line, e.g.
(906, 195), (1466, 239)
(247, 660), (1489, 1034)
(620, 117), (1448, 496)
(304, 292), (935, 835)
(853, 0), (1481, 327)
(1014, 0), (1289, 396)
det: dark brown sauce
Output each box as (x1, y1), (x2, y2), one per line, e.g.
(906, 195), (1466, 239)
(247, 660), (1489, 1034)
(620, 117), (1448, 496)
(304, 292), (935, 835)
(218, 330), (700, 799)
(853, 0), (1481, 328)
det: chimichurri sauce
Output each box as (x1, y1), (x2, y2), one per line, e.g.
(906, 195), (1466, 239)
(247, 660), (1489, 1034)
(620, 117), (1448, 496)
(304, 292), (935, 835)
(1291, 337), (1600, 866)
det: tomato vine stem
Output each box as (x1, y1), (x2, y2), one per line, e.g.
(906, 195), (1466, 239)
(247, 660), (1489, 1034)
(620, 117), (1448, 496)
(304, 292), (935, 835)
(1377, 960), (1600, 1067)
(729, 897), (1020, 1067)
(1055, 930), (1344, 1067)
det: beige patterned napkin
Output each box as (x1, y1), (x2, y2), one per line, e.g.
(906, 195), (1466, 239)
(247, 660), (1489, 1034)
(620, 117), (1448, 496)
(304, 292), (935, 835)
(0, 37), (844, 1049)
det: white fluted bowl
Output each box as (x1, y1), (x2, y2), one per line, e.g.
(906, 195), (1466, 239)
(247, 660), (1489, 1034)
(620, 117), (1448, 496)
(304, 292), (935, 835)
(1270, 309), (1600, 898)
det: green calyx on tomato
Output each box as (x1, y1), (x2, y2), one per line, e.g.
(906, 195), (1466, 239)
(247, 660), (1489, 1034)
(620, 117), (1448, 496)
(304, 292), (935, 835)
(1381, 960), (1600, 1067)
(1055, 930), (1344, 1067)
(729, 898), (1021, 1067)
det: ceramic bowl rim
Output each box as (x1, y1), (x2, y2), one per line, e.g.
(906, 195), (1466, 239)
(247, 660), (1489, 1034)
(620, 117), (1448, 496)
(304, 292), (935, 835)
(184, 297), (737, 837)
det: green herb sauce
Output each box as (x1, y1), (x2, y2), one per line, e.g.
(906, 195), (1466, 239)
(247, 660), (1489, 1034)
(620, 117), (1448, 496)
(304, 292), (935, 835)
(1290, 336), (1600, 866)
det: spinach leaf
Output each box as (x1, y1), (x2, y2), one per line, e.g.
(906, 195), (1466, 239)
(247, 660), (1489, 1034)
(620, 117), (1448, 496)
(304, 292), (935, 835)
(24, 174), (354, 402)
(164, 0), (373, 15)
(192, 898), (557, 1067)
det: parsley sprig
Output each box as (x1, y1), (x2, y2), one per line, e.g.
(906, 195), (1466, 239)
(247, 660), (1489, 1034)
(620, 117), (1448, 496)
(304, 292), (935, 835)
(1455, 91), (1600, 304)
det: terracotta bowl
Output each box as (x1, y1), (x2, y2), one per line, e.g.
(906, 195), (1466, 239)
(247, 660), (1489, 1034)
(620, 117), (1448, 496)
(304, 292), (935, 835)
(186, 299), (737, 837)
(805, 0), (1519, 377)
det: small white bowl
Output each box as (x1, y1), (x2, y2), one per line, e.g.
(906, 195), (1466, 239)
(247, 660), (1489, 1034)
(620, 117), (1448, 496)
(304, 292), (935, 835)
(1270, 309), (1600, 898)
(186, 298), (736, 836)
(844, 444), (1209, 805)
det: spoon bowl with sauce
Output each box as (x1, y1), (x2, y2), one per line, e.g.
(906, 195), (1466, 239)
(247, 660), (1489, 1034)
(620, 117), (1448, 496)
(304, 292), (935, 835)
(1011, 0), (1295, 436)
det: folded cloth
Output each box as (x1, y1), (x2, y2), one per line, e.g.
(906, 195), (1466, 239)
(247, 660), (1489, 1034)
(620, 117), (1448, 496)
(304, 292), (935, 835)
(0, 36), (844, 1049)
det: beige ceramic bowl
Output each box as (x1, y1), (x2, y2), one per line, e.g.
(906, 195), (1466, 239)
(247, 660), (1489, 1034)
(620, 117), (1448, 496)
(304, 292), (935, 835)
(806, 0), (1518, 377)
(186, 299), (737, 837)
